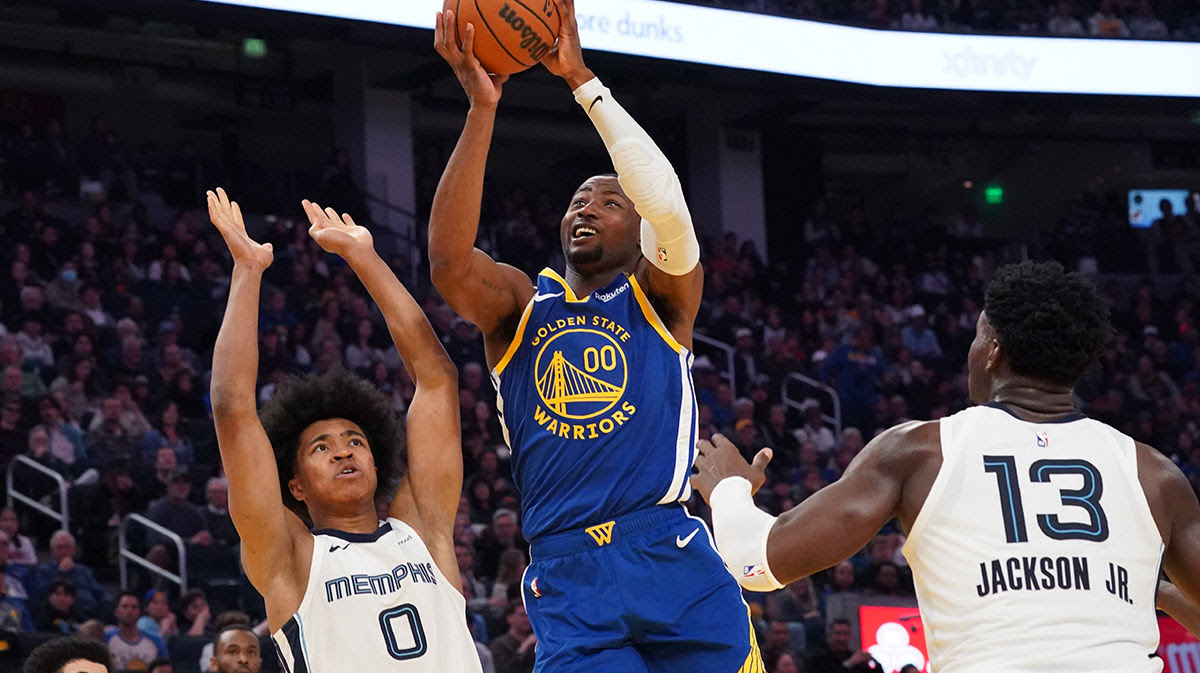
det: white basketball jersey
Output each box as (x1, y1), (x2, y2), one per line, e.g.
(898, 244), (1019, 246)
(272, 518), (483, 673)
(902, 404), (1164, 673)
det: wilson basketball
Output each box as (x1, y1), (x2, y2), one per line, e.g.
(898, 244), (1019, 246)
(453, 0), (561, 76)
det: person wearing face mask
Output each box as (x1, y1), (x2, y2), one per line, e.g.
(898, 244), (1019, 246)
(47, 262), (83, 313)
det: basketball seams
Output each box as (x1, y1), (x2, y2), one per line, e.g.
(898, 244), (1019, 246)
(508, 0), (556, 35)
(473, 0), (534, 68)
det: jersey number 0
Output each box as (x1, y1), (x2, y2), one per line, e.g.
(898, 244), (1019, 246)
(983, 455), (1110, 544)
(379, 604), (428, 660)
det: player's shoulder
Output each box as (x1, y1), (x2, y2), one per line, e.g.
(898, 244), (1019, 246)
(1134, 440), (1191, 495)
(860, 420), (942, 470)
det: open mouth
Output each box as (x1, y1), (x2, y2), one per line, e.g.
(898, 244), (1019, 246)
(571, 223), (598, 241)
(336, 466), (359, 478)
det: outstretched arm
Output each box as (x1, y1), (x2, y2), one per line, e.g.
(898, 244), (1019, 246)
(692, 423), (939, 590)
(207, 189), (309, 623)
(429, 10), (533, 352)
(544, 0), (703, 337)
(302, 202), (462, 587)
(1144, 443), (1200, 637)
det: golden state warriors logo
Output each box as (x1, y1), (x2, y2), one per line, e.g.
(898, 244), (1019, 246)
(535, 329), (627, 420)
(529, 319), (638, 440)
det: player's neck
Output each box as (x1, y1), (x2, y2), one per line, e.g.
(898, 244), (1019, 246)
(989, 377), (1077, 421)
(564, 265), (627, 297)
(309, 508), (380, 534)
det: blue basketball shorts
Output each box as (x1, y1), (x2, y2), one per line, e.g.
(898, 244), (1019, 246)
(522, 505), (765, 673)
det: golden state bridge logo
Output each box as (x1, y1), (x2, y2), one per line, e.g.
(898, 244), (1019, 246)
(531, 322), (637, 439)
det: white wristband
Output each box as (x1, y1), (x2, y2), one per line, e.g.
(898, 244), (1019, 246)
(709, 477), (784, 592)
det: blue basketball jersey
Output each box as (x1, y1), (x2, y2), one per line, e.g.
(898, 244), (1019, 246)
(491, 269), (697, 540)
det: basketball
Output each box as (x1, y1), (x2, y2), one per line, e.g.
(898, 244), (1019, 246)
(452, 0), (561, 76)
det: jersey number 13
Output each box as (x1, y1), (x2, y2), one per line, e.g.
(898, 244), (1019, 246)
(982, 455), (1109, 544)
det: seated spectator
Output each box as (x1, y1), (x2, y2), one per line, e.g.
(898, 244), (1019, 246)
(1127, 0), (1168, 38)
(455, 542), (490, 619)
(145, 468), (212, 572)
(475, 509), (529, 582)
(490, 600), (536, 673)
(105, 592), (168, 672)
(1089, 0), (1130, 36)
(897, 0), (938, 30)
(202, 477), (238, 548)
(136, 590), (178, 640)
(33, 396), (86, 473)
(488, 549), (528, 618)
(805, 618), (878, 673)
(34, 531), (108, 620)
(770, 651), (802, 673)
(84, 396), (141, 463)
(140, 402), (195, 466)
(0, 530), (30, 599)
(23, 635), (114, 673)
(760, 620), (797, 671)
(767, 577), (825, 646)
(75, 460), (144, 570)
(793, 401), (836, 455)
(175, 589), (213, 639)
(35, 578), (83, 634)
(0, 507), (37, 568)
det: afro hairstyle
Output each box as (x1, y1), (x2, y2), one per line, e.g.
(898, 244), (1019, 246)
(24, 636), (113, 673)
(259, 368), (401, 519)
(983, 260), (1112, 386)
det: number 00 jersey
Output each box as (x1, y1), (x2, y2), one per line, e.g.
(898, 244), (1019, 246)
(902, 404), (1165, 673)
(492, 269), (698, 540)
(272, 518), (482, 673)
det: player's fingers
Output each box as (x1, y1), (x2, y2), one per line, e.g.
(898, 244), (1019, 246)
(340, 212), (356, 227)
(463, 22), (477, 59)
(205, 191), (219, 223)
(231, 201), (245, 227)
(751, 448), (774, 471)
(492, 73), (510, 87)
(216, 186), (230, 209)
(695, 438), (714, 456)
(710, 433), (734, 451)
(324, 207), (340, 223)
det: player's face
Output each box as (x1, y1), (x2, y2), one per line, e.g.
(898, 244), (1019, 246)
(967, 311), (997, 406)
(212, 630), (263, 673)
(292, 418), (378, 512)
(561, 177), (642, 275)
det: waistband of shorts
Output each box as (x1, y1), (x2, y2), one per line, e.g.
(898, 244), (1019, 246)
(530, 505), (685, 559)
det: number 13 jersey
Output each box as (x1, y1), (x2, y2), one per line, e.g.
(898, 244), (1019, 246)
(272, 518), (482, 673)
(902, 403), (1164, 673)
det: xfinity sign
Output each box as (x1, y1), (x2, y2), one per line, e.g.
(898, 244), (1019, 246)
(195, 0), (1200, 97)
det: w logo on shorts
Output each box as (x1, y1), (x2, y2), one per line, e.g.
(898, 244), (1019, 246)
(586, 521), (615, 546)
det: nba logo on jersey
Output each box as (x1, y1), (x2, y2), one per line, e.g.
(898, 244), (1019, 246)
(743, 565), (767, 579)
(1036, 431), (1049, 448)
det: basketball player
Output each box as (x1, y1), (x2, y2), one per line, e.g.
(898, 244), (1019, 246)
(692, 261), (1200, 673)
(207, 188), (481, 672)
(429, 2), (762, 671)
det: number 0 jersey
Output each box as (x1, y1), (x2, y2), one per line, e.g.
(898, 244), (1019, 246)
(492, 269), (698, 540)
(272, 518), (482, 673)
(902, 404), (1165, 673)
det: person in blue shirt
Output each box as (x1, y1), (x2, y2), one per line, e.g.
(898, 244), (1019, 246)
(105, 592), (167, 672)
(33, 531), (107, 621)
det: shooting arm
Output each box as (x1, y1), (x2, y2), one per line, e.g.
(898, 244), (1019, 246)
(1155, 446), (1200, 637)
(427, 99), (532, 340)
(574, 78), (700, 278)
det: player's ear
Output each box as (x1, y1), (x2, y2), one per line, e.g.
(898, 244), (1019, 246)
(289, 475), (306, 503)
(985, 339), (1003, 373)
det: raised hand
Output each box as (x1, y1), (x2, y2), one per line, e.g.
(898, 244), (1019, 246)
(541, 0), (594, 89)
(207, 188), (273, 271)
(433, 9), (509, 107)
(302, 200), (374, 263)
(690, 433), (773, 503)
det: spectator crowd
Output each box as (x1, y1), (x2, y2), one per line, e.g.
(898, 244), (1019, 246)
(670, 0), (1200, 40)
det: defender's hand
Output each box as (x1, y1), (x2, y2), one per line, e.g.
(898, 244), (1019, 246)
(434, 9), (509, 107)
(207, 188), (273, 271)
(542, 0), (594, 89)
(303, 200), (374, 263)
(690, 434), (772, 503)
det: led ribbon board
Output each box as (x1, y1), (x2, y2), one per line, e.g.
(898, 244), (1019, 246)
(195, 0), (1200, 97)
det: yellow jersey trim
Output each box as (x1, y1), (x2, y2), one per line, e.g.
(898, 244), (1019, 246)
(628, 274), (684, 354)
(537, 269), (588, 303)
(492, 297), (535, 377)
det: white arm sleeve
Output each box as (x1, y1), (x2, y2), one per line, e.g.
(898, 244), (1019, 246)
(573, 77), (700, 276)
(709, 477), (785, 592)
